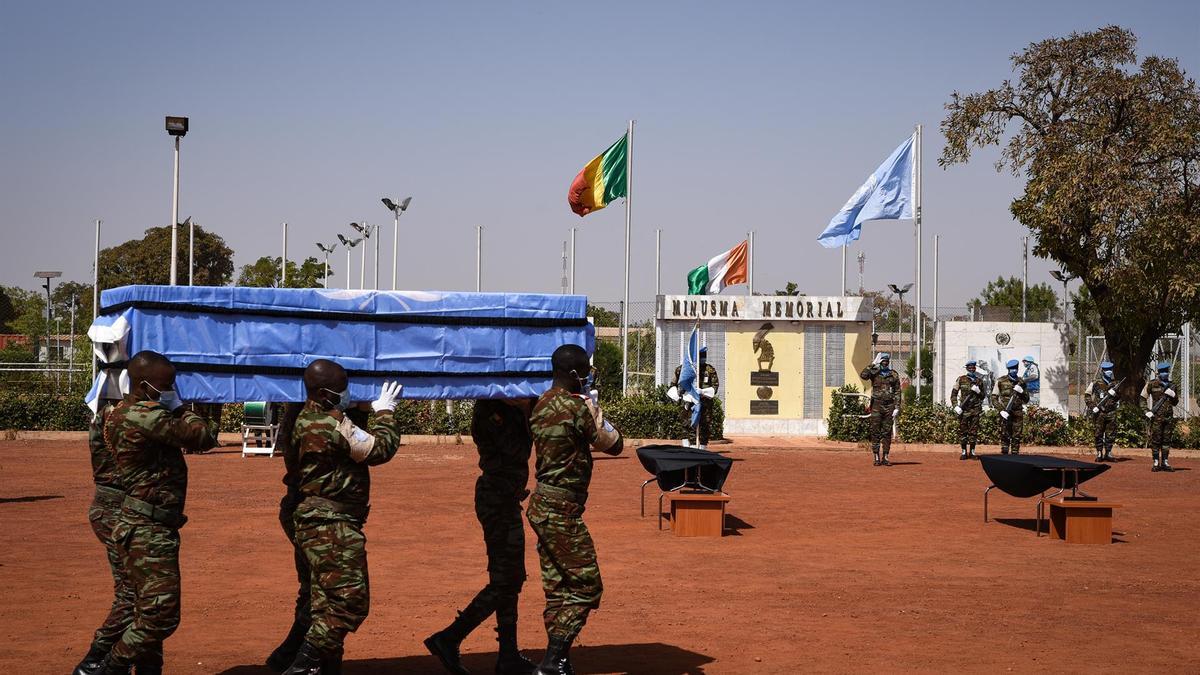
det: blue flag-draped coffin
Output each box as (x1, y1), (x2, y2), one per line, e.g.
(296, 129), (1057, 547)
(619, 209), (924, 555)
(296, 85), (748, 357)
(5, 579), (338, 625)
(86, 286), (594, 408)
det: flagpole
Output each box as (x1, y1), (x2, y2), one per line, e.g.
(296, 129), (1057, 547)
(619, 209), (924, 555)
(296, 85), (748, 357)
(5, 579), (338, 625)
(747, 230), (754, 295)
(841, 245), (847, 297)
(569, 227), (576, 294)
(914, 123), (923, 399)
(622, 119), (633, 394)
(654, 228), (661, 296)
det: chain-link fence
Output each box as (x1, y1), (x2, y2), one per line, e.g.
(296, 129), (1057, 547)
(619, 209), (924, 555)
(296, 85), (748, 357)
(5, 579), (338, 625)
(588, 301), (657, 396)
(0, 287), (92, 397)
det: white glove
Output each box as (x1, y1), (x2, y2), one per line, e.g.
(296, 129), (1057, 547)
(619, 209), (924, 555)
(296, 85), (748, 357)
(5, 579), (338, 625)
(666, 386), (680, 402)
(1013, 384), (1024, 394)
(371, 381), (402, 412)
(872, 353), (884, 366)
(1092, 407), (1100, 414)
(970, 385), (981, 394)
(1107, 388), (1116, 396)
(1000, 410), (1010, 420)
(700, 387), (716, 398)
(1165, 388), (1176, 398)
(1145, 410), (1154, 419)
(892, 408), (900, 419)
(954, 406), (962, 416)
(583, 396), (620, 452)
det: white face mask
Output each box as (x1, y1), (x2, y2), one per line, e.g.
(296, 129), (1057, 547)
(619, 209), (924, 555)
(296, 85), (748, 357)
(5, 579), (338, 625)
(142, 380), (175, 402)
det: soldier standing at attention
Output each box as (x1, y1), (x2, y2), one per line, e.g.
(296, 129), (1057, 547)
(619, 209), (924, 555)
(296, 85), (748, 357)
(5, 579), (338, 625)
(992, 359), (1030, 455)
(1085, 361), (1120, 462)
(949, 360), (984, 460)
(95, 351), (215, 675)
(527, 344), (623, 675)
(670, 347), (720, 447)
(425, 398), (538, 675)
(1143, 361), (1179, 472)
(860, 352), (901, 466)
(72, 397), (135, 675)
(281, 360), (402, 675)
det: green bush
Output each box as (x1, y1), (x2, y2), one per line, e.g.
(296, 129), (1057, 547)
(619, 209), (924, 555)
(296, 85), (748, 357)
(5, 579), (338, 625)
(891, 403), (1071, 446)
(0, 391), (92, 431)
(827, 384), (869, 442)
(604, 392), (724, 441)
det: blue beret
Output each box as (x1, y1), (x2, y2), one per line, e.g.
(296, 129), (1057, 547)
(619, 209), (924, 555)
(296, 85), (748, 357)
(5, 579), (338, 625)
(1006, 359), (1019, 368)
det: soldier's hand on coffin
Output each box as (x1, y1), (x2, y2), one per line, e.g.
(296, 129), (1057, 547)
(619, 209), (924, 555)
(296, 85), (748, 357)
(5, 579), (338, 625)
(372, 381), (402, 412)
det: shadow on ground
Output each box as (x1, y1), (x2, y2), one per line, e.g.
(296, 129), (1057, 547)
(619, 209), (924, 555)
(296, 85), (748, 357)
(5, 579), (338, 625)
(217, 642), (714, 674)
(0, 494), (64, 504)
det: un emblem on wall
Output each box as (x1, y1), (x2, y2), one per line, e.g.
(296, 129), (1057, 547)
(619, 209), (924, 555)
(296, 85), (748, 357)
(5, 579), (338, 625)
(995, 332), (1011, 345)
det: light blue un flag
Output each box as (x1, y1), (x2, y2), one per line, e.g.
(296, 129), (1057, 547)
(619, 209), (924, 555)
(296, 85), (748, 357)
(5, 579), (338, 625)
(817, 134), (915, 248)
(678, 324), (703, 428)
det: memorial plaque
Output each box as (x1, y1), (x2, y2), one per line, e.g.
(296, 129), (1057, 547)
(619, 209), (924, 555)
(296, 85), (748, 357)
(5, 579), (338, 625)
(750, 371), (779, 386)
(750, 400), (779, 415)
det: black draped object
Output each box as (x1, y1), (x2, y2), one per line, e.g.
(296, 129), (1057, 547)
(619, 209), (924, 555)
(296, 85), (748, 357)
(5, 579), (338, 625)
(636, 445), (733, 492)
(979, 454), (1109, 499)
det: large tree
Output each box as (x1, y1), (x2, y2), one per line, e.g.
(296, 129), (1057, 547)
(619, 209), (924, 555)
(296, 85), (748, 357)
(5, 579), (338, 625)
(968, 276), (1059, 321)
(941, 26), (1200, 399)
(99, 223), (234, 290)
(237, 256), (330, 288)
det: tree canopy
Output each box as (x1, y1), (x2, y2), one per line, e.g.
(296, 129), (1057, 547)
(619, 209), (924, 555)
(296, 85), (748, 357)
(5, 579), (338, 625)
(940, 26), (1200, 397)
(237, 256), (330, 288)
(99, 223), (234, 289)
(968, 276), (1059, 321)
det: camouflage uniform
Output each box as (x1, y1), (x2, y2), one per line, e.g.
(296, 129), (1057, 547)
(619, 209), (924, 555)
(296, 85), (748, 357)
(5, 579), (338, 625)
(456, 399), (533, 629)
(84, 401), (135, 657)
(860, 364), (902, 461)
(1144, 378), (1179, 468)
(672, 363), (720, 444)
(992, 376), (1030, 454)
(292, 401), (401, 659)
(949, 374), (985, 454)
(105, 396), (215, 669)
(528, 386), (612, 642)
(1085, 377), (1120, 459)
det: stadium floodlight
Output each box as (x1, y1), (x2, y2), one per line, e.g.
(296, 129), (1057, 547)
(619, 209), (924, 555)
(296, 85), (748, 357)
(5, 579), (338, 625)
(164, 116), (189, 137)
(165, 116), (189, 284)
(34, 271), (62, 370)
(316, 241), (338, 288)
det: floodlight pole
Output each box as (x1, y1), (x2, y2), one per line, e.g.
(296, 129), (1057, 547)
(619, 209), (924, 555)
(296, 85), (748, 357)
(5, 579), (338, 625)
(170, 135), (180, 285)
(569, 227), (576, 294)
(346, 246), (353, 291)
(373, 224), (380, 290)
(281, 222), (288, 286)
(360, 228), (367, 290)
(392, 210), (399, 290)
(92, 219), (100, 382)
(476, 225), (483, 292)
(188, 217), (195, 286)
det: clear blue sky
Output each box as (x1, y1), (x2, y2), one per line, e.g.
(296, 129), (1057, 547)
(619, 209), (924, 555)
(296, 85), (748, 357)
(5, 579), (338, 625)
(1, 1), (1196, 308)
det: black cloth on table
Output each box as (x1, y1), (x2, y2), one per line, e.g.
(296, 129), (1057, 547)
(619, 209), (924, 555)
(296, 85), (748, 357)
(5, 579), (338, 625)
(636, 444), (733, 492)
(979, 454), (1109, 498)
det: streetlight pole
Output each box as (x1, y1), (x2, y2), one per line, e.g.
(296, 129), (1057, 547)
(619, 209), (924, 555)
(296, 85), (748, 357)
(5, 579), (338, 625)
(35, 272), (61, 375)
(888, 283), (913, 379)
(164, 116), (188, 285)
(381, 197), (411, 291)
(476, 225), (483, 292)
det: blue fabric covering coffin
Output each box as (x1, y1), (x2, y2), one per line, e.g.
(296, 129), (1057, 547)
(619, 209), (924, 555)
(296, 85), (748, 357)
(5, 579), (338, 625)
(87, 286), (594, 404)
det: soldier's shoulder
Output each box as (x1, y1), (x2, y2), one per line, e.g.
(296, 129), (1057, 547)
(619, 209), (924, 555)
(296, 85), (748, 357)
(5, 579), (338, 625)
(125, 400), (169, 426)
(295, 409), (340, 433)
(532, 388), (586, 425)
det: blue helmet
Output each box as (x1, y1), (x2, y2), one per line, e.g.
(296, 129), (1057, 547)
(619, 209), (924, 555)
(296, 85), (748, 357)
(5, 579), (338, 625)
(1157, 361), (1171, 372)
(1099, 360), (1114, 370)
(1006, 359), (1019, 369)
(699, 346), (708, 355)
(1023, 355), (1035, 363)
(965, 360), (977, 368)
(879, 352), (891, 360)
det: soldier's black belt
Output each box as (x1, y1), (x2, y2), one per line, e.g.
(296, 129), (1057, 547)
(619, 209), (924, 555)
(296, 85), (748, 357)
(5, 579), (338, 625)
(93, 484), (126, 508)
(300, 495), (370, 521)
(534, 482), (587, 505)
(122, 495), (188, 529)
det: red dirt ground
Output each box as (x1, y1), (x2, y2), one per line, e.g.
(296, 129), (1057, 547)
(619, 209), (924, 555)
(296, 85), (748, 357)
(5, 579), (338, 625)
(1, 438), (1197, 674)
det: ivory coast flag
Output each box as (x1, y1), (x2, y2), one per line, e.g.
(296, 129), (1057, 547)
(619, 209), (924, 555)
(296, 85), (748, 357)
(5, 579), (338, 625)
(567, 134), (629, 216)
(687, 240), (749, 295)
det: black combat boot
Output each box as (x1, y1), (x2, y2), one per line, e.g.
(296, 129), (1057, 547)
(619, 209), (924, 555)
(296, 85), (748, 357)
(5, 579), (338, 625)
(881, 450), (891, 466)
(425, 610), (485, 675)
(321, 646), (343, 675)
(968, 444), (977, 459)
(533, 636), (574, 675)
(1161, 450), (1174, 472)
(1151, 450), (1161, 472)
(1000, 445), (1009, 455)
(267, 618), (311, 672)
(73, 644), (109, 675)
(1103, 444), (1115, 462)
(495, 624), (536, 674)
(134, 654), (162, 675)
(1095, 446), (1104, 461)
(97, 655), (132, 675)
(282, 642), (324, 675)
(959, 443), (968, 460)
(872, 448), (881, 466)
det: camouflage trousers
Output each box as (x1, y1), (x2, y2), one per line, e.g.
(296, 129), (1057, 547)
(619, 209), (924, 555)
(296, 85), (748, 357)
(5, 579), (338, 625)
(1093, 413), (1117, 452)
(458, 479), (527, 627)
(679, 403), (714, 445)
(295, 516), (370, 656)
(868, 402), (896, 455)
(1000, 413), (1024, 454)
(87, 487), (135, 652)
(107, 519), (182, 668)
(527, 489), (602, 642)
(279, 497), (311, 629)
(1149, 416), (1175, 454)
(957, 409), (981, 446)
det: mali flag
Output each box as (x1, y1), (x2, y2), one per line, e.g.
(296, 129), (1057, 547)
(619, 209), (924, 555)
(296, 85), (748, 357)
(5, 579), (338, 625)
(567, 134), (628, 216)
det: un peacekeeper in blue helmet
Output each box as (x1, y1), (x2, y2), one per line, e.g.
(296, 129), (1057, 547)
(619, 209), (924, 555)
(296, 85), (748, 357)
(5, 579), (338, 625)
(950, 360), (984, 460)
(992, 359), (1029, 454)
(1145, 361), (1179, 472)
(1086, 361), (1120, 461)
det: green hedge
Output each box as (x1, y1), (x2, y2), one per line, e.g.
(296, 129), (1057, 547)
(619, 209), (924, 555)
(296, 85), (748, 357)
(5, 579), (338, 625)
(828, 394), (1200, 448)
(0, 391), (92, 431)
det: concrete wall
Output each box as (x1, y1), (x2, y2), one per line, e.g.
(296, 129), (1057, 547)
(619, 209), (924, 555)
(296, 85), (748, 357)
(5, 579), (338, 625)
(934, 321), (1069, 416)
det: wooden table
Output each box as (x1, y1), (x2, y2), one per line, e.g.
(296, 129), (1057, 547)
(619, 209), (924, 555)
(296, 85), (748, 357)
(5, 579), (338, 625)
(667, 492), (731, 537)
(1047, 499), (1122, 544)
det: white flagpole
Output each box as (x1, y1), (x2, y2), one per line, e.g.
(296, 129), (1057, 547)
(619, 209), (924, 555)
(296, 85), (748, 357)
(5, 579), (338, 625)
(914, 124), (923, 399)
(747, 230), (754, 295)
(622, 120), (633, 394)
(569, 227), (576, 294)
(476, 225), (482, 292)
(841, 245), (847, 297)
(93, 218), (100, 382)
(654, 228), (661, 296)
(281, 222), (288, 286)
